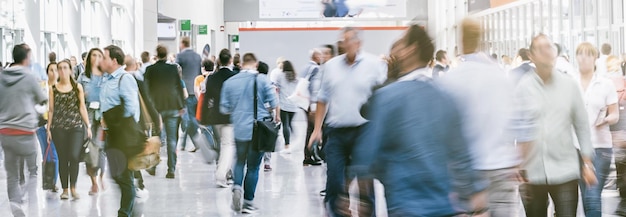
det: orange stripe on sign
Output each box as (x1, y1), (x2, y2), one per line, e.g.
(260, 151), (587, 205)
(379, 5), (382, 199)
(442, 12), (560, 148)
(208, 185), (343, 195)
(239, 26), (409, 31)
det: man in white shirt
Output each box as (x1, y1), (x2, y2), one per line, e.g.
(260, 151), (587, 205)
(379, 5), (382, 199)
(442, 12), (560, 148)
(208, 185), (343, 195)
(595, 43), (612, 76)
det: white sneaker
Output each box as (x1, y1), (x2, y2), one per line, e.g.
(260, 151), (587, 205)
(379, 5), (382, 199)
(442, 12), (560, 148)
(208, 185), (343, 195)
(242, 200), (259, 214)
(280, 148), (292, 154)
(136, 188), (149, 199)
(216, 180), (230, 188)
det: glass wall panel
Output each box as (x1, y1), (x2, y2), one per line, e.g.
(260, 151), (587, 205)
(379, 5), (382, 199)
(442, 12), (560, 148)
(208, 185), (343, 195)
(598, 0), (610, 26)
(585, 0), (597, 28)
(612, 0), (624, 24)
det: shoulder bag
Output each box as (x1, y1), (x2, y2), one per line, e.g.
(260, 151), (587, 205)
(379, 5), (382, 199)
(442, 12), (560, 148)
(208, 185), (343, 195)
(251, 74), (281, 152)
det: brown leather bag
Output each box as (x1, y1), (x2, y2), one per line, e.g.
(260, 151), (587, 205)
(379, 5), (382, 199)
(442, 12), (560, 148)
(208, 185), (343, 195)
(127, 94), (162, 171)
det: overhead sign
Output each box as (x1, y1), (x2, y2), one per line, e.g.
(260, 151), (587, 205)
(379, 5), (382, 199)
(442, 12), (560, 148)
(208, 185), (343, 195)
(198, 25), (208, 35)
(259, 0), (406, 19)
(232, 35), (239, 42)
(180, 20), (191, 31)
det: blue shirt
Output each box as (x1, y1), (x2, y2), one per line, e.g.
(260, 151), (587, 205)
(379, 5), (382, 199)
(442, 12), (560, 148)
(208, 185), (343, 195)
(352, 78), (487, 216)
(220, 70), (278, 141)
(100, 67), (140, 122)
(317, 52), (387, 127)
(77, 73), (104, 103)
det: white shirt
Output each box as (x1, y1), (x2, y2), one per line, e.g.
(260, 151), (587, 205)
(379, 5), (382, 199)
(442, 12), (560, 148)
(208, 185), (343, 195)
(577, 73), (618, 148)
(596, 55), (609, 77)
(317, 52), (387, 127)
(437, 52), (521, 170)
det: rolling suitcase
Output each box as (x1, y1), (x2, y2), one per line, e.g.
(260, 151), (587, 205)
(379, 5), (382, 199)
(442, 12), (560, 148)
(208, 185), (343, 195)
(191, 125), (219, 164)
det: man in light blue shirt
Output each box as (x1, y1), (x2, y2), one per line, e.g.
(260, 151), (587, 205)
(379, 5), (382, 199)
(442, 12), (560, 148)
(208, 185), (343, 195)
(308, 27), (386, 216)
(99, 45), (140, 217)
(220, 53), (278, 214)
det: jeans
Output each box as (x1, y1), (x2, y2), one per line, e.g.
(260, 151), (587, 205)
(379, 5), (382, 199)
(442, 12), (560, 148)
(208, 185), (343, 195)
(113, 169), (136, 217)
(324, 126), (374, 216)
(233, 140), (264, 201)
(0, 134), (38, 217)
(523, 180), (579, 217)
(582, 148), (613, 217)
(36, 126), (58, 186)
(479, 168), (520, 217)
(180, 97), (199, 149)
(214, 124), (235, 182)
(51, 127), (84, 189)
(160, 110), (181, 173)
(280, 110), (295, 145)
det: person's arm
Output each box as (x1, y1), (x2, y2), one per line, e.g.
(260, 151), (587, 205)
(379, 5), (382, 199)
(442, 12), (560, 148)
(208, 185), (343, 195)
(571, 82), (597, 186)
(47, 87), (55, 131)
(77, 84), (91, 138)
(120, 75), (141, 122)
(599, 82), (620, 126)
(220, 82), (232, 114)
(308, 69), (330, 148)
(30, 75), (47, 105)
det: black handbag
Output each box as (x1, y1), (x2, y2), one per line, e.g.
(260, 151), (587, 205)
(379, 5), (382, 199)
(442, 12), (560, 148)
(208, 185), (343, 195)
(251, 74), (280, 152)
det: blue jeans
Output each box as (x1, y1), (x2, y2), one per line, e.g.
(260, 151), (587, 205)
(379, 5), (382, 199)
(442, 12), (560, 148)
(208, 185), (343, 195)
(324, 125), (375, 217)
(180, 97), (199, 149)
(160, 110), (181, 173)
(36, 126), (58, 185)
(114, 169), (136, 217)
(582, 148), (613, 217)
(233, 140), (264, 201)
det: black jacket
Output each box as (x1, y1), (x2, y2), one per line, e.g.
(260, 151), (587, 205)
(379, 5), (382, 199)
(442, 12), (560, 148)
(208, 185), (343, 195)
(144, 61), (185, 112)
(200, 67), (237, 125)
(132, 73), (161, 136)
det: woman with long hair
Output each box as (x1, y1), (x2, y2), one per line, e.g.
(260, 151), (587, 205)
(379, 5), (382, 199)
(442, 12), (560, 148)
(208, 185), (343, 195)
(47, 59), (91, 200)
(276, 61), (299, 154)
(576, 43), (620, 217)
(77, 48), (107, 195)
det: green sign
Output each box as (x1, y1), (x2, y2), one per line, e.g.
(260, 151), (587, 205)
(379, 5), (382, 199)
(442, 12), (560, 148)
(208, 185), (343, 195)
(180, 20), (191, 31)
(232, 35), (239, 42)
(198, 25), (208, 35)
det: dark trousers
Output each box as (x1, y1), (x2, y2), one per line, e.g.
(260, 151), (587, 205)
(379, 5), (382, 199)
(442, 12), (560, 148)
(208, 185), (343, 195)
(51, 127), (84, 189)
(280, 110), (295, 145)
(324, 125), (375, 216)
(114, 169), (136, 217)
(180, 96), (198, 149)
(523, 180), (579, 217)
(303, 110), (323, 161)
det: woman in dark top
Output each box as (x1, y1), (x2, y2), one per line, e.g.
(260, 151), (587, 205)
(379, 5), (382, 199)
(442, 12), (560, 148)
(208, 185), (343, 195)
(77, 48), (107, 195)
(47, 59), (91, 200)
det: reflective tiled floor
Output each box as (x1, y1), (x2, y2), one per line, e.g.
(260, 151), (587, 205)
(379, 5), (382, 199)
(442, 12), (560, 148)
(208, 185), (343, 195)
(0, 110), (624, 216)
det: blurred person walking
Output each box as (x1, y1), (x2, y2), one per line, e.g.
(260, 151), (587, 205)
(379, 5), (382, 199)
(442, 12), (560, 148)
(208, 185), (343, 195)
(177, 36), (202, 152)
(37, 62), (60, 193)
(0, 44), (47, 217)
(301, 49), (324, 166)
(275, 60), (299, 154)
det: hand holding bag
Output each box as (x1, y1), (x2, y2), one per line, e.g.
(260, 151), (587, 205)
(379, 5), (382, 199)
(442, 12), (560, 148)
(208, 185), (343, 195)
(251, 74), (281, 152)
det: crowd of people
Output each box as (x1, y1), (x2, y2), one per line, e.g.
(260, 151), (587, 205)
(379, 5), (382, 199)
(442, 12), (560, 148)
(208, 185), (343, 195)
(4, 15), (626, 217)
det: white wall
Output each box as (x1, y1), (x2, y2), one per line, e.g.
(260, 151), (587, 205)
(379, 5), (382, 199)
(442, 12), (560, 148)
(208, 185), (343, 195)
(141, 0), (158, 57)
(158, 0), (226, 56)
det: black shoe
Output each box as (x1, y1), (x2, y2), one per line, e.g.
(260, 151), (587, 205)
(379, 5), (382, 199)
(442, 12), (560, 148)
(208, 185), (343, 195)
(146, 168), (156, 176)
(303, 159), (322, 166)
(166, 172), (175, 179)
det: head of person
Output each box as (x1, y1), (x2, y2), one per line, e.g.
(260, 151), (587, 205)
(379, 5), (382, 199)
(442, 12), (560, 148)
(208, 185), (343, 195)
(502, 55), (513, 65)
(70, 56), (77, 67)
(388, 24), (434, 81)
(601, 43), (612, 56)
(13, 43), (32, 66)
(180, 36), (191, 50)
(218, 48), (232, 67)
(141, 51), (150, 63)
(575, 42), (598, 73)
(607, 55), (622, 74)
(156, 44), (168, 61)
(282, 60), (297, 82)
(57, 59), (74, 82)
(81, 52), (88, 62)
(435, 50), (448, 65)
(233, 53), (242, 68)
(275, 57), (286, 70)
(124, 55), (138, 72)
(460, 17), (482, 55)
(339, 27), (362, 58)
(241, 53), (258, 70)
(257, 61), (269, 75)
(48, 51), (56, 64)
(518, 48), (530, 61)
(322, 44), (335, 62)
(529, 34), (557, 69)
(85, 48), (103, 78)
(46, 62), (58, 84)
(210, 55), (217, 62)
(202, 59), (215, 74)
(310, 49), (322, 64)
(100, 45), (125, 73)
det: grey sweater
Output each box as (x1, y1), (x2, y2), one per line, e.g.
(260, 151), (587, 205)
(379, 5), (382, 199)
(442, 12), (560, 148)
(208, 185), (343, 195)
(0, 66), (47, 131)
